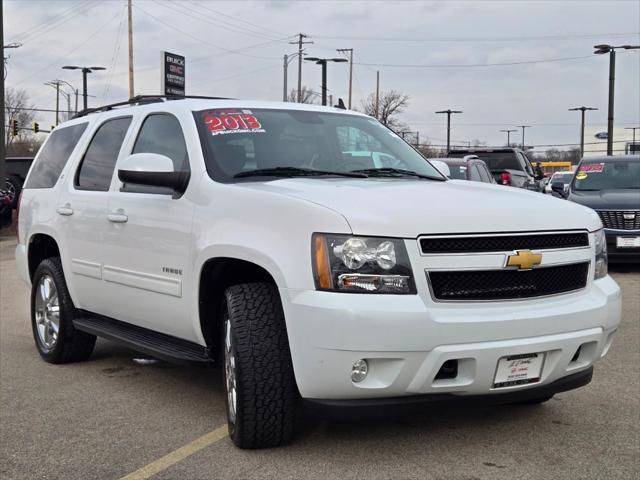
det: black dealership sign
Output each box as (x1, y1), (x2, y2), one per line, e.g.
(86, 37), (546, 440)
(161, 51), (185, 96)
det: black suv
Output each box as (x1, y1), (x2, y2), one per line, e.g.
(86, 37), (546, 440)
(559, 155), (640, 263)
(449, 148), (544, 191)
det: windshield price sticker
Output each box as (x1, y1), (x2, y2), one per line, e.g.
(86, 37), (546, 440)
(579, 163), (604, 173)
(203, 110), (265, 136)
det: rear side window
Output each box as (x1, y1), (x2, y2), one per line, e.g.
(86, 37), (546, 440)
(76, 117), (132, 191)
(24, 123), (87, 189)
(469, 164), (482, 182)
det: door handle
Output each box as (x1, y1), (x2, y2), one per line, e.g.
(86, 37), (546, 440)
(56, 205), (73, 216)
(107, 211), (128, 223)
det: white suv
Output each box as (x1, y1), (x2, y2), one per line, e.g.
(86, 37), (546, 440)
(16, 97), (621, 448)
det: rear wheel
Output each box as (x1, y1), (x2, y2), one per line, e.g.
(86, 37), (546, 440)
(31, 257), (96, 363)
(222, 283), (297, 448)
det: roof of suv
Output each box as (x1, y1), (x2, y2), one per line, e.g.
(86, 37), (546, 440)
(72, 97), (366, 121)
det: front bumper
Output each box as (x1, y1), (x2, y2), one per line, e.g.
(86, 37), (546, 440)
(605, 229), (640, 263)
(280, 275), (621, 401)
(305, 367), (593, 420)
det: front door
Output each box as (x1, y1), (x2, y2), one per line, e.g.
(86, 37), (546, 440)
(102, 113), (197, 341)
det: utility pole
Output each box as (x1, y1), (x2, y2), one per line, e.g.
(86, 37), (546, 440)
(375, 71), (380, 119)
(337, 48), (353, 109)
(283, 54), (288, 101)
(44, 80), (62, 125)
(569, 106), (598, 158)
(289, 33), (312, 103)
(128, 0), (134, 98)
(500, 129), (517, 147)
(594, 44), (640, 155)
(62, 66), (106, 110)
(516, 125), (531, 149)
(436, 109), (463, 153)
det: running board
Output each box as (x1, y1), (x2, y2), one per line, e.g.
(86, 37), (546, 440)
(73, 315), (213, 365)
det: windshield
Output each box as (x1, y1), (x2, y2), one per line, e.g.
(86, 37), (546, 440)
(194, 108), (443, 182)
(573, 160), (640, 191)
(551, 172), (573, 184)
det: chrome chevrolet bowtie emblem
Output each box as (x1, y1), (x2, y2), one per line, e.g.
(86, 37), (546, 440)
(506, 250), (542, 270)
(623, 212), (636, 221)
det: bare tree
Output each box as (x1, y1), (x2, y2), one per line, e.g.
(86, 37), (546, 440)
(287, 86), (317, 104)
(5, 88), (36, 147)
(360, 90), (409, 130)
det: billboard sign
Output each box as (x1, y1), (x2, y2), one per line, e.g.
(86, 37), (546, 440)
(161, 51), (185, 96)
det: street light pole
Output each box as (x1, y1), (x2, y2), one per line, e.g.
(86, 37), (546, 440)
(625, 127), (639, 152)
(594, 44), (640, 155)
(516, 125), (531, 149)
(569, 106), (598, 158)
(62, 65), (106, 110)
(304, 57), (348, 106)
(436, 109), (463, 153)
(500, 129), (517, 147)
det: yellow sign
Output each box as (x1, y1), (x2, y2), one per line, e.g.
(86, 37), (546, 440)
(506, 250), (543, 270)
(576, 172), (588, 180)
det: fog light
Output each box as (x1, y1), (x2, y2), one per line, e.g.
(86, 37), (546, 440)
(351, 359), (368, 383)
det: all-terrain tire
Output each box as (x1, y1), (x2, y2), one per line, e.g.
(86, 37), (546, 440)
(31, 257), (96, 363)
(222, 283), (297, 448)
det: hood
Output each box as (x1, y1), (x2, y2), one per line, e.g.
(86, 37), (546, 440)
(236, 178), (602, 237)
(568, 189), (640, 210)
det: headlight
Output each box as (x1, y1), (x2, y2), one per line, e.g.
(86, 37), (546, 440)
(312, 234), (416, 294)
(594, 229), (608, 280)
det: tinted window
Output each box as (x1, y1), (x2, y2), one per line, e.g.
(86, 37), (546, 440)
(477, 163), (492, 183)
(450, 151), (520, 171)
(469, 164), (482, 182)
(447, 165), (467, 180)
(124, 114), (190, 194)
(132, 114), (189, 171)
(24, 123), (87, 189)
(76, 117), (132, 191)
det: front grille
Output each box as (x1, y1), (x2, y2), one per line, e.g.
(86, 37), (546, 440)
(597, 210), (640, 230)
(428, 262), (590, 301)
(419, 232), (589, 254)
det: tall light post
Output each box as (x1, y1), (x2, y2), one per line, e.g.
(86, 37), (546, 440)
(624, 127), (639, 145)
(283, 53), (301, 101)
(304, 57), (348, 106)
(62, 65), (106, 110)
(500, 129), (517, 147)
(593, 44), (640, 155)
(435, 109), (463, 153)
(569, 106), (598, 158)
(516, 125), (531, 149)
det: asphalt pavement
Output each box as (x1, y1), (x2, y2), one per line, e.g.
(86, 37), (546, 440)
(1, 236), (638, 480)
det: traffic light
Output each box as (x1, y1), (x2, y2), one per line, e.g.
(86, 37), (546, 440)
(33, 122), (40, 133)
(10, 119), (18, 137)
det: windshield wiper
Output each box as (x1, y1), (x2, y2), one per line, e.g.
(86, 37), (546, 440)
(351, 167), (444, 181)
(234, 167), (367, 179)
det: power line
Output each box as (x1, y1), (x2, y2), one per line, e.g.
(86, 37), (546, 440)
(355, 55), (598, 68)
(190, 0), (285, 38)
(134, 4), (283, 60)
(313, 32), (640, 43)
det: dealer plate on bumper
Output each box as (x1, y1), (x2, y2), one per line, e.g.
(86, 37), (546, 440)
(616, 236), (640, 248)
(493, 353), (544, 388)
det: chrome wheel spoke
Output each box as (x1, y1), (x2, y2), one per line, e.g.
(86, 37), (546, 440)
(35, 275), (59, 350)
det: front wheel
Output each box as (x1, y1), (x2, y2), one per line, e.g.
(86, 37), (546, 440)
(222, 283), (297, 448)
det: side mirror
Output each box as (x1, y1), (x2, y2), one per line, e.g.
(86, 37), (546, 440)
(551, 183), (567, 199)
(430, 160), (451, 178)
(118, 153), (189, 194)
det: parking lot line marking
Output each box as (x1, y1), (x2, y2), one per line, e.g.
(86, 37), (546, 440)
(119, 425), (229, 480)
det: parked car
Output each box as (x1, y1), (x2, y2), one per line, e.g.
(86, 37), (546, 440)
(448, 148), (545, 191)
(545, 171), (574, 195)
(16, 96), (620, 448)
(4, 156), (34, 208)
(558, 155), (640, 263)
(431, 155), (496, 183)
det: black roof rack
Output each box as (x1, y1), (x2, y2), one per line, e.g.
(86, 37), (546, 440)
(74, 94), (233, 118)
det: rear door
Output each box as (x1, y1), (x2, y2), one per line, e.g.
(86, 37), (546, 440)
(56, 116), (133, 313)
(102, 112), (197, 340)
